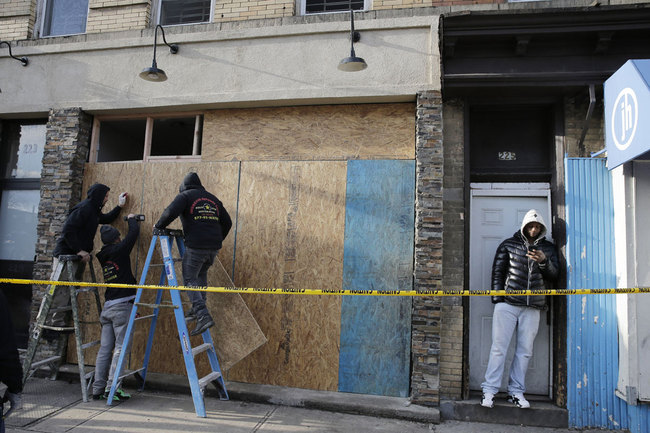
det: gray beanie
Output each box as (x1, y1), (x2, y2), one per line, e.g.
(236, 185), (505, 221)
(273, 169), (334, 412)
(100, 225), (120, 244)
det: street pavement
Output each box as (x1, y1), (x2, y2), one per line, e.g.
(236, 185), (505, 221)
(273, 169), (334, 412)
(4, 377), (623, 433)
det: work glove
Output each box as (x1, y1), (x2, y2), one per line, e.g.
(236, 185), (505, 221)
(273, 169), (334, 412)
(118, 192), (128, 207)
(3, 392), (22, 418)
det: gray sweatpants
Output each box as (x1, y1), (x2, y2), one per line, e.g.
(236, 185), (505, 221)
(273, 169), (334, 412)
(92, 300), (133, 395)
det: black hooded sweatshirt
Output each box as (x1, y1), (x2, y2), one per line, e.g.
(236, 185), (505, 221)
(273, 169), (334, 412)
(154, 173), (232, 250)
(53, 183), (122, 257)
(96, 218), (139, 302)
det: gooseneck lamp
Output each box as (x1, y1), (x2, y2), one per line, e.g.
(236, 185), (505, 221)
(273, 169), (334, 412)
(338, 10), (367, 72)
(0, 41), (28, 66)
(139, 25), (179, 82)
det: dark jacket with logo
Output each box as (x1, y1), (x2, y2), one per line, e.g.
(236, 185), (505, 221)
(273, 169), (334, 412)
(53, 183), (122, 257)
(96, 218), (139, 302)
(491, 214), (559, 309)
(154, 173), (232, 250)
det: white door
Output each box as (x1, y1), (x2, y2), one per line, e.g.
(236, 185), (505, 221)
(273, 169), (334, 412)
(469, 184), (552, 395)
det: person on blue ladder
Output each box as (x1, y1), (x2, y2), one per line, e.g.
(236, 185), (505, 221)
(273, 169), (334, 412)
(154, 172), (232, 337)
(480, 209), (559, 410)
(92, 214), (142, 401)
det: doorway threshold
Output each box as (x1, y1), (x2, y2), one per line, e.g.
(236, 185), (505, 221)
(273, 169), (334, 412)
(440, 392), (567, 428)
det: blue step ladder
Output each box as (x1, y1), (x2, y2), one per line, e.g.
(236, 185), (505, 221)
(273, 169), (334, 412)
(107, 228), (228, 417)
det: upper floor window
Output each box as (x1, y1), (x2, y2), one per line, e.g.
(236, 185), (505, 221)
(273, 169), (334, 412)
(41, 0), (89, 37)
(157, 0), (213, 26)
(302, 0), (365, 15)
(90, 114), (203, 162)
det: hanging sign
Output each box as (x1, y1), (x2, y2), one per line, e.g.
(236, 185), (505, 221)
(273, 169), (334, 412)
(605, 59), (650, 169)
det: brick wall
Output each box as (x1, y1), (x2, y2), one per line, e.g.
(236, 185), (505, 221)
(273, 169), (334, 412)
(87, 0), (150, 33)
(214, 0), (294, 22)
(439, 99), (465, 400)
(411, 90), (444, 406)
(0, 0), (34, 40)
(374, 0), (502, 11)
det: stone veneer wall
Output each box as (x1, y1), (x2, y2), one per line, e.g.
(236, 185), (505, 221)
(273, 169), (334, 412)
(32, 108), (92, 317)
(411, 90), (444, 406)
(439, 99), (465, 400)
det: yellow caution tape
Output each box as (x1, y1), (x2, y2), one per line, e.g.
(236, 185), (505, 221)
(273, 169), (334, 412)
(0, 278), (649, 296)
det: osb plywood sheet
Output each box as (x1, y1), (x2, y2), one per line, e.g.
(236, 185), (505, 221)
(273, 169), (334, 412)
(72, 162), (266, 376)
(202, 104), (415, 162)
(68, 162), (146, 364)
(227, 161), (346, 391)
(135, 161), (265, 376)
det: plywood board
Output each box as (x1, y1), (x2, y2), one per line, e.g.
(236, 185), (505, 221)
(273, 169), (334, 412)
(338, 160), (415, 397)
(72, 161), (266, 377)
(227, 161), (346, 391)
(202, 104), (415, 162)
(135, 161), (265, 376)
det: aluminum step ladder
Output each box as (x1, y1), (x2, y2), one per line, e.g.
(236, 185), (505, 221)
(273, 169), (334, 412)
(22, 254), (102, 402)
(107, 228), (228, 417)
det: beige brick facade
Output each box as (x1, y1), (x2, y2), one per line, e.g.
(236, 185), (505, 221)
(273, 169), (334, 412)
(0, 0), (34, 40)
(213, 0), (294, 22)
(86, 0), (150, 33)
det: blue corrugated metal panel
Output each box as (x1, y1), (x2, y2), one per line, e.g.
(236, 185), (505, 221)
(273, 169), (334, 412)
(338, 160), (414, 397)
(565, 157), (639, 431)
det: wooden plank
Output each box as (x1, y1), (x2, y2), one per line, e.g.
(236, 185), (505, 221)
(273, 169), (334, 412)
(202, 104), (415, 161)
(74, 161), (266, 377)
(227, 161), (346, 391)
(337, 160), (415, 397)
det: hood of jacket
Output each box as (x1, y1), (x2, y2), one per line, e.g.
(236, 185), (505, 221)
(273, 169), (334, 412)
(179, 172), (204, 193)
(84, 183), (110, 211)
(520, 209), (547, 241)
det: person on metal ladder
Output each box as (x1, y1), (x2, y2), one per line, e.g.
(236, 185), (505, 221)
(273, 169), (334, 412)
(45, 183), (128, 339)
(154, 172), (232, 336)
(92, 214), (142, 401)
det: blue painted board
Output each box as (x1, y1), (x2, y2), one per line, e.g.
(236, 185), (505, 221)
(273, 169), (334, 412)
(338, 160), (414, 397)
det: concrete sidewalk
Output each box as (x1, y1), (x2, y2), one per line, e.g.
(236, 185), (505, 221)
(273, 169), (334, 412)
(5, 376), (624, 433)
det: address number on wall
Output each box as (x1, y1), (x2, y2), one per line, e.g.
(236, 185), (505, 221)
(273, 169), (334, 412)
(498, 152), (516, 161)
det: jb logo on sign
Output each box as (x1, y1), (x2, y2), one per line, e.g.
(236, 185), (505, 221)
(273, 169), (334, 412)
(611, 87), (639, 151)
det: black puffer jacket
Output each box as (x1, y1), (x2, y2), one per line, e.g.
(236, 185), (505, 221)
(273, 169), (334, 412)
(491, 230), (559, 310)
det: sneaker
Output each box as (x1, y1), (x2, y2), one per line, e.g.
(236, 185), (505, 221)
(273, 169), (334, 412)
(99, 392), (120, 402)
(190, 313), (214, 336)
(480, 392), (495, 408)
(115, 388), (131, 400)
(508, 393), (530, 409)
(92, 393), (103, 401)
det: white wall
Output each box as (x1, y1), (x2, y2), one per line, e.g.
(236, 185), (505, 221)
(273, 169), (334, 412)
(0, 16), (440, 115)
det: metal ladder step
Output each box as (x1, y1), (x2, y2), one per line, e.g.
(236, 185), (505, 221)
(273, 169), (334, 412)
(116, 367), (146, 382)
(81, 340), (100, 350)
(192, 343), (212, 357)
(198, 371), (221, 390)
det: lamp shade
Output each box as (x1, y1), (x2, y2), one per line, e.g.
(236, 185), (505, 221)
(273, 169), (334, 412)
(338, 56), (367, 72)
(139, 66), (168, 82)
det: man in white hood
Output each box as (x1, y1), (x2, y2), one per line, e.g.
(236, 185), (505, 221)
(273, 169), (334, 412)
(480, 209), (559, 409)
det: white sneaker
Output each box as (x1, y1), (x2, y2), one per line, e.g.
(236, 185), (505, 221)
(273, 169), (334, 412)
(508, 393), (530, 409)
(480, 392), (494, 408)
